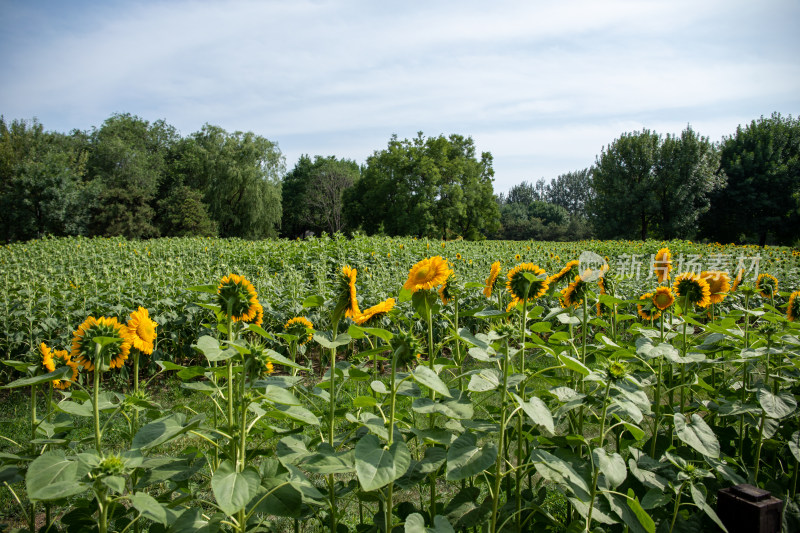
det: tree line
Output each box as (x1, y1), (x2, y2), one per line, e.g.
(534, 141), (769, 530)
(1, 112), (797, 244)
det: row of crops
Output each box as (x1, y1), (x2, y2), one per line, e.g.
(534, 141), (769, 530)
(1, 235), (799, 532)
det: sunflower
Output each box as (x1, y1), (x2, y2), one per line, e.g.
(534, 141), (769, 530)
(126, 307), (157, 355)
(548, 260), (580, 286)
(506, 263), (549, 301)
(483, 261), (502, 298)
(284, 316), (314, 344)
(672, 273), (711, 308)
(699, 271), (731, 305)
(787, 291), (800, 322)
(40, 343), (79, 389)
(597, 270), (616, 296)
(403, 256), (453, 293)
(560, 275), (590, 308)
(653, 248), (672, 283)
(638, 293), (662, 321)
(338, 265), (361, 319)
(731, 269), (745, 292)
(756, 273), (778, 298)
(354, 298), (396, 326)
(217, 274), (260, 322)
(247, 302), (264, 328)
(506, 298), (522, 312)
(71, 316), (132, 371)
(247, 342), (276, 378)
(652, 286), (675, 310)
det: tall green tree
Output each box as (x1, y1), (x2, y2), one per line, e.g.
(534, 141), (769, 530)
(589, 127), (719, 240)
(589, 130), (660, 240)
(344, 133), (498, 239)
(282, 155), (359, 237)
(0, 117), (92, 242)
(546, 168), (593, 219)
(175, 125), (284, 239)
(87, 113), (178, 238)
(702, 113), (800, 245)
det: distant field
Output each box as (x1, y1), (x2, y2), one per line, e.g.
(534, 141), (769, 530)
(1, 235), (798, 532)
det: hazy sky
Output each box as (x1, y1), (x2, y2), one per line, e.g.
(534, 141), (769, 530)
(2, 0), (798, 193)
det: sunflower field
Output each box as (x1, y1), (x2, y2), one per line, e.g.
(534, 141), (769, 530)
(1, 235), (799, 533)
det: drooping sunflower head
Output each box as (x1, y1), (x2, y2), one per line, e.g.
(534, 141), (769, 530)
(247, 302), (264, 328)
(216, 274), (259, 322)
(483, 261), (502, 298)
(354, 298), (395, 326)
(437, 271), (461, 305)
(506, 263), (549, 301)
(638, 292), (662, 321)
(672, 273), (711, 309)
(652, 286), (675, 310)
(731, 269), (745, 292)
(653, 248), (672, 283)
(549, 260), (580, 286)
(505, 297), (522, 312)
(787, 291), (800, 322)
(284, 316), (314, 344)
(756, 273), (778, 298)
(126, 307), (157, 355)
(40, 343), (79, 389)
(597, 272), (615, 296)
(596, 300), (611, 317)
(337, 265), (361, 319)
(71, 316), (132, 372)
(700, 271), (731, 305)
(391, 329), (424, 368)
(560, 275), (590, 308)
(403, 256), (453, 293)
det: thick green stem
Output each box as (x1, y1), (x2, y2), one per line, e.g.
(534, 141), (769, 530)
(669, 482), (687, 533)
(385, 357), (398, 533)
(585, 380), (612, 532)
(328, 318), (340, 533)
(93, 344), (103, 455)
(490, 339), (510, 533)
(651, 355), (663, 457)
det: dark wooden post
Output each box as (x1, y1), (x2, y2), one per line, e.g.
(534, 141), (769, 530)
(717, 484), (783, 533)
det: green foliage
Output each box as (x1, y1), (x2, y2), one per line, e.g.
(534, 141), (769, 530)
(157, 185), (218, 237)
(174, 125), (284, 239)
(702, 112), (800, 245)
(1, 235), (799, 532)
(282, 155), (360, 237)
(344, 133), (499, 240)
(589, 127), (718, 241)
(0, 117), (92, 241)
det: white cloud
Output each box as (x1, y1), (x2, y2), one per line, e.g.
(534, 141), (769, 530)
(1, 0), (797, 195)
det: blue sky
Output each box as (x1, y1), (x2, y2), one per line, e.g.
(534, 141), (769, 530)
(1, 0), (798, 193)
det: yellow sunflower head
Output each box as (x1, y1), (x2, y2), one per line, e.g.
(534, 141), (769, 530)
(126, 307), (157, 355)
(217, 274), (259, 322)
(506, 297), (522, 312)
(597, 272), (616, 296)
(284, 316), (314, 344)
(483, 261), (502, 298)
(787, 291), (800, 322)
(653, 248), (672, 283)
(337, 265), (361, 319)
(506, 263), (549, 301)
(549, 260), (580, 286)
(652, 286), (675, 310)
(638, 292), (662, 321)
(247, 302), (264, 328)
(353, 298), (395, 326)
(731, 268), (745, 292)
(699, 271), (731, 305)
(560, 275), (590, 308)
(40, 343), (79, 389)
(756, 273), (778, 298)
(672, 273), (711, 309)
(403, 256), (453, 293)
(70, 316), (132, 372)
